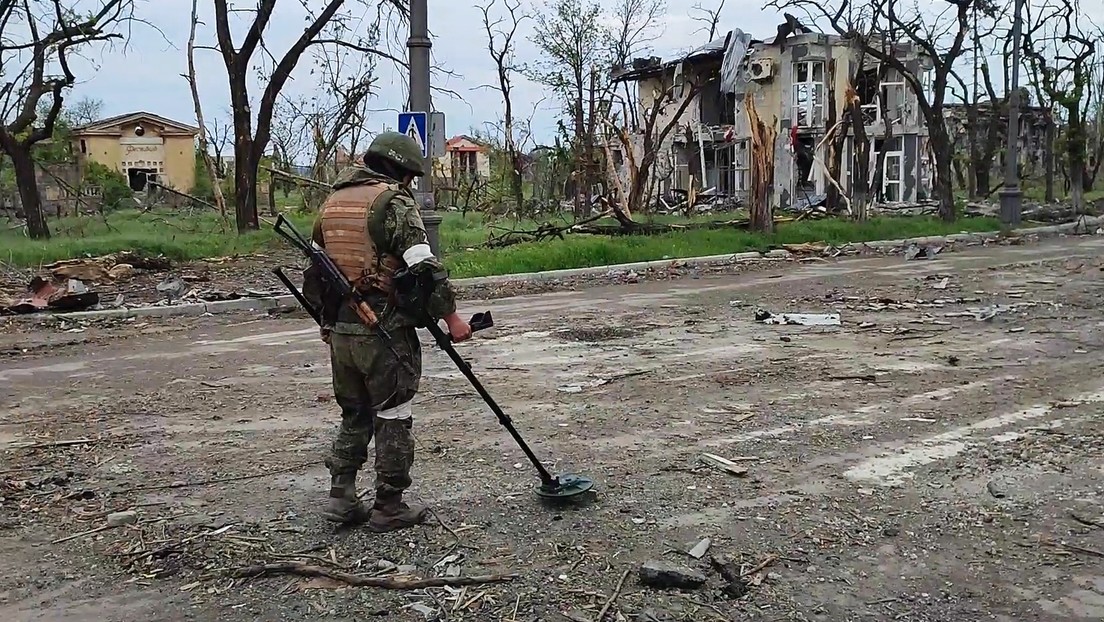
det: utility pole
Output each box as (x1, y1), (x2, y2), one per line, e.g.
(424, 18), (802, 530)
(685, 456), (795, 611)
(408, 0), (442, 256)
(999, 0), (1025, 227)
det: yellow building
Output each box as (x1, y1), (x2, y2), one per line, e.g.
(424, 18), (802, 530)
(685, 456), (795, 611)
(71, 111), (199, 192)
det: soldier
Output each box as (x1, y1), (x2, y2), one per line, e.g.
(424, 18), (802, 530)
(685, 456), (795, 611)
(303, 131), (472, 532)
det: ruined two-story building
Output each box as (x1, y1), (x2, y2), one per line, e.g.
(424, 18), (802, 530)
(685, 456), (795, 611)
(609, 22), (934, 211)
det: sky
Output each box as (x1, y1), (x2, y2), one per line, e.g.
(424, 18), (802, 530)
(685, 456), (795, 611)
(62, 0), (788, 161)
(55, 0), (1104, 162)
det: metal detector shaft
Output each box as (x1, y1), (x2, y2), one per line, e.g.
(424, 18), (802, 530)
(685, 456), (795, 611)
(423, 321), (557, 486)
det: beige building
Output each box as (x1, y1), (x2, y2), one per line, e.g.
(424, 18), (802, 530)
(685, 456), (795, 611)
(434, 135), (491, 182)
(71, 112), (199, 192)
(612, 26), (933, 210)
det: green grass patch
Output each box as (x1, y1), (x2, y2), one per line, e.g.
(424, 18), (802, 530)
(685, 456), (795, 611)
(444, 216), (1003, 278)
(2, 210), (1001, 279)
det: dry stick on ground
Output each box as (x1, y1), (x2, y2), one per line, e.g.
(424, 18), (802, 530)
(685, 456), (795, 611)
(121, 461), (316, 492)
(9, 438), (99, 450)
(595, 569), (631, 622)
(231, 562), (517, 589)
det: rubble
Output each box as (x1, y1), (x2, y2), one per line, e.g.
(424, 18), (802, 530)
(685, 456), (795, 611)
(755, 309), (841, 326)
(638, 560), (707, 590)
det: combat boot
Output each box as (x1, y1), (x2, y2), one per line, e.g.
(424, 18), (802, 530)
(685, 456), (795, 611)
(367, 493), (427, 532)
(321, 472), (372, 525)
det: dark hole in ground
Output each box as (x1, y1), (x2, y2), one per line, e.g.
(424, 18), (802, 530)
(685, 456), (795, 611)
(555, 326), (637, 342)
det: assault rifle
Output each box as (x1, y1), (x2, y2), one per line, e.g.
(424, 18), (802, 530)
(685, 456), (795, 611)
(271, 216), (492, 367)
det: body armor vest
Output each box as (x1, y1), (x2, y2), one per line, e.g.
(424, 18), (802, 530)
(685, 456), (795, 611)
(319, 181), (403, 293)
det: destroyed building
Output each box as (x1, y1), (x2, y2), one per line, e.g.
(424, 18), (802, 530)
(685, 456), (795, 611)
(943, 101), (1052, 185)
(609, 23), (935, 211)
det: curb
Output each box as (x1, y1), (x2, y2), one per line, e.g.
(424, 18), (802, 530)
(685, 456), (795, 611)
(9, 215), (1102, 322)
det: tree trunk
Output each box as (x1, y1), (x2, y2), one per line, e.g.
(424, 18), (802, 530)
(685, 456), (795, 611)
(1044, 119), (1056, 202)
(928, 116), (956, 221)
(966, 106), (980, 198)
(1067, 108), (1086, 214)
(847, 100), (871, 221)
(11, 147), (50, 239)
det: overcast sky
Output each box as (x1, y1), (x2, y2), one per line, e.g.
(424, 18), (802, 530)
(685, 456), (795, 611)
(66, 0), (785, 157)
(65, 0), (1100, 161)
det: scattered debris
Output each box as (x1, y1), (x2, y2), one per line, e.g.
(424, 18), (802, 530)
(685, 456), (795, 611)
(595, 569), (631, 621)
(986, 480), (1007, 499)
(905, 244), (942, 260)
(106, 510), (138, 527)
(699, 453), (750, 477)
(231, 562), (517, 590)
(4, 277), (100, 315)
(755, 309), (841, 326)
(687, 538), (712, 560)
(932, 277), (950, 290)
(638, 560), (707, 590)
(557, 370), (650, 393)
(1068, 510), (1104, 529)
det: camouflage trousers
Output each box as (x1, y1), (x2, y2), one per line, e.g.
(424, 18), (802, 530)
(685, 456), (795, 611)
(325, 325), (422, 502)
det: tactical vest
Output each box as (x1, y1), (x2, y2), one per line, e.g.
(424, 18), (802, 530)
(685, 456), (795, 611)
(319, 181), (404, 294)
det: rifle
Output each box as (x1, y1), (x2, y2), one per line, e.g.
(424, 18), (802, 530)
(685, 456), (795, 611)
(271, 216), (493, 367)
(272, 214), (414, 372)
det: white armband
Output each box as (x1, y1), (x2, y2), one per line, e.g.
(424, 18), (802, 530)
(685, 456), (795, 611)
(403, 243), (435, 266)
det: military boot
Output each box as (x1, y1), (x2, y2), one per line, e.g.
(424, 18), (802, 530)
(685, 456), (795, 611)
(321, 472), (372, 525)
(368, 417), (425, 532)
(367, 493), (427, 532)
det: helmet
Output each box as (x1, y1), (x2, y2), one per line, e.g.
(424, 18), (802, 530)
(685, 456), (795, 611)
(364, 131), (425, 177)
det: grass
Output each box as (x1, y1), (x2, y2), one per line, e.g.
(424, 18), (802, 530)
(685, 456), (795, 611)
(444, 215), (1003, 278)
(1, 209), (1002, 278)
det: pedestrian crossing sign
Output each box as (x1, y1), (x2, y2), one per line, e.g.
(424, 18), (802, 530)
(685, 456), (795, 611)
(398, 111), (428, 158)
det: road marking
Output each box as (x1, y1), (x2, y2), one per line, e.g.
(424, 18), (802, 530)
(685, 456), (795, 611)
(845, 389), (1104, 486)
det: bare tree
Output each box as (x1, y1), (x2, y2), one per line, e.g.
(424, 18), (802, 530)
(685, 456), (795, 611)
(770, 0), (975, 221)
(184, 0), (227, 217)
(206, 118), (232, 178)
(65, 96), (103, 126)
(607, 67), (707, 220)
(209, 0), (407, 232)
(948, 4), (1007, 198)
(478, 0), (529, 215)
(0, 0), (135, 239)
(1022, 0), (1097, 212)
(690, 0), (727, 40)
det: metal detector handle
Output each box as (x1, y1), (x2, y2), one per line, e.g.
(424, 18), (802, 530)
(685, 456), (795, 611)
(422, 319), (557, 487)
(452, 311), (494, 341)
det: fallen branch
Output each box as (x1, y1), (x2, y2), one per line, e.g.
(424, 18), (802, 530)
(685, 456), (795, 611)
(121, 460), (315, 492)
(8, 438), (98, 450)
(146, 180), (219, 211)
(1069, 510), (1104, 529)
(595, 569), (631, 621)
(52, 524), (115, 544)
(262, 165), (331, 189)
(231, 562), (518, 589)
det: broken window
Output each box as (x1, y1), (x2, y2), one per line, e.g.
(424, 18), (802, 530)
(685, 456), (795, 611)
(699, 77), (737, 126)
(793, 134), (816, 195)
(876, 137), (904, 202)
(791, 60), (825, 127)
(733, 140), (749, 194)
(857, 65), (906, 125)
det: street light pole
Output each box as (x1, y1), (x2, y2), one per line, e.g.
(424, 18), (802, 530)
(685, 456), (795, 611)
(408, 0), (442, 256)
(999, 0), (1025, 227)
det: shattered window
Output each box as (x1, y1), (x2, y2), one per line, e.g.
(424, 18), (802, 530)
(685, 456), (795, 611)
(791, 61), (825, 127)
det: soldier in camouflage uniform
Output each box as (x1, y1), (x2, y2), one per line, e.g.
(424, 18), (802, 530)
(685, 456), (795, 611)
(303, 131), (472, 532)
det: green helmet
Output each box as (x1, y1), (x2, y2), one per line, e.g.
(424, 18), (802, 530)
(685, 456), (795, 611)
(364, 131), (426, 177)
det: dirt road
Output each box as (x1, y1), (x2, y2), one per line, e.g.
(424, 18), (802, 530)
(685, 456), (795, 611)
(2, 237), (1103, 621)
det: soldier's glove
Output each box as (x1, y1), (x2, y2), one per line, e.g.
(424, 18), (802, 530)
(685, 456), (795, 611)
(320, 324), (332, 344)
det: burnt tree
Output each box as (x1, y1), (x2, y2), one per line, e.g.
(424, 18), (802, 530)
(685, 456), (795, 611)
(0, 0), (134, 239)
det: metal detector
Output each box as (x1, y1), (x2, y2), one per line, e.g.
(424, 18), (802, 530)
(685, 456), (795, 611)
(420, 315), (595, 500)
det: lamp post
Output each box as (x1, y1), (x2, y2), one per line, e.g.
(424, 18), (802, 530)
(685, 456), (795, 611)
(408, 0), (442, 255)
(999, 0), (1025, 227)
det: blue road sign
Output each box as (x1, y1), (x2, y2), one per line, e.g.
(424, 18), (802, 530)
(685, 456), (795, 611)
(398, 111), (428, 158)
